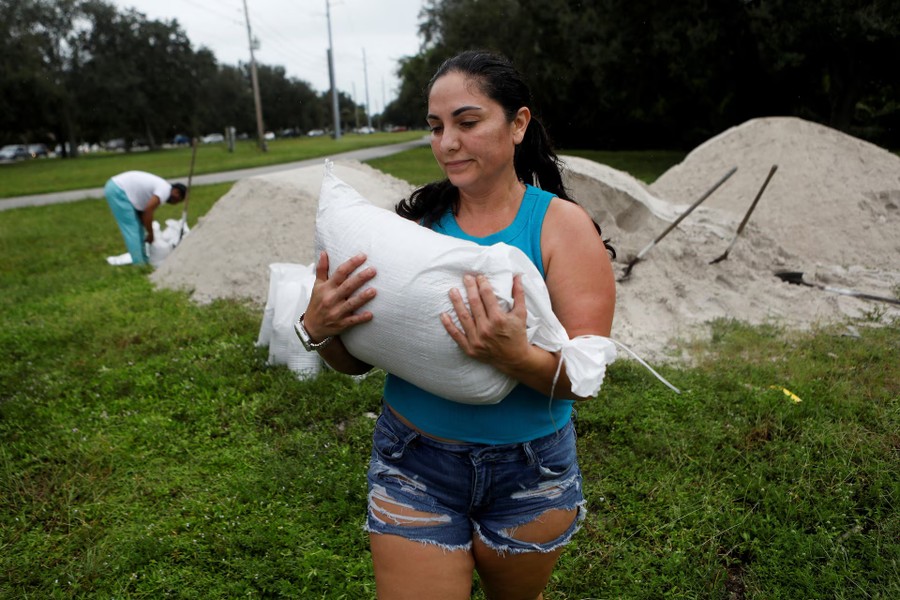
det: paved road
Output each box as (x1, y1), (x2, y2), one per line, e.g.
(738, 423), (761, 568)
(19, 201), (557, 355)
(0, 137), (429, 212)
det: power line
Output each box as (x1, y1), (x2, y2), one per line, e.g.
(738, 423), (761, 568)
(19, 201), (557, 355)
(251, 16), (325, 72)
(181, 0), (244, 27)
(243, 5), (338, 89)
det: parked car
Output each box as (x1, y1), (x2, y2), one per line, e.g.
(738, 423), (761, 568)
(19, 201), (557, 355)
(355, 126), (376, 135)
(0, 144), (29, 161)
(201, 133), (224, 144)
(264, 131), (275, 141)
(55, 142), (94, 156)
(173, 134), (191, 145)
(307, 129), (326, 137)
(27, 143), (50, 158)
(106, 138), (127, 151)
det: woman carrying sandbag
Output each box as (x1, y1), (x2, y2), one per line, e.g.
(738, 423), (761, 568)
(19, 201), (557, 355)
(300, 50), (616, 599)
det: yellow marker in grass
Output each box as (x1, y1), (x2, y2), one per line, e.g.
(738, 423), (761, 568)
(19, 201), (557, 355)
(770, 386), (802, 403)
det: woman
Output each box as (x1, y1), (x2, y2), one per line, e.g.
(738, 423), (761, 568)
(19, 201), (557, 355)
(300, 50), (616, 599)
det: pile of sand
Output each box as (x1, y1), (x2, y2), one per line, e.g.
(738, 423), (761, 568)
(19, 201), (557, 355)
(150, 161), (415, 306)
(151, 117), (899, 360)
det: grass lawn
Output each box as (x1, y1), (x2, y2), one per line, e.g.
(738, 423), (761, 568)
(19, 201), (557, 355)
(0, 131), (425, 198)
(0, 148), (897, 598)
(365, 146), (687, 188)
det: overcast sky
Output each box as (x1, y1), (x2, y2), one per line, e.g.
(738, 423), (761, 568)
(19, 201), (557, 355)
(109, 0), (425, 114)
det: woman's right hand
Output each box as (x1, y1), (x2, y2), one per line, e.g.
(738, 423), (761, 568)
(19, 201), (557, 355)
(302, 251), (377, 342)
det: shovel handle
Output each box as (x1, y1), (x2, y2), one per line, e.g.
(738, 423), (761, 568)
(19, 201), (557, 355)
(776, 271), (900, 306)
(651, 166), (737, 245)
(621, 166), (737, 280)
(733, 164), (777, 237)
(822, 286), (900, 306)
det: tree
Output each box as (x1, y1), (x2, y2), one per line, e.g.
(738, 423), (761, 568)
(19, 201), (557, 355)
(400, 0), (900, 148)
(746, 0), (900, 142)
(1, 0), (424, 152)
(383, 50), (443, 129)
(75, 2), (202, 148)
(255, 64), (321, 133)
(0, 0), (49, 143)
(0, 0), (87, 155)
(193, 62), (255, 137)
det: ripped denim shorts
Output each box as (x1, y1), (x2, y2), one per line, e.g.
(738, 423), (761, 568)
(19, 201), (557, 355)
(365, 404), (586, 554)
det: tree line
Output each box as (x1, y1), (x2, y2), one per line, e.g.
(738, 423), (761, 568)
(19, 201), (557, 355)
(3, 0), (897, 155)
(383, 0), (900, 149)
(0, 0), (368, 156)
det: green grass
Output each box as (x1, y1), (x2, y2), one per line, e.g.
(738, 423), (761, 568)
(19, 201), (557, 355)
(0, 151), (897, 598)
(562, 150), (686, 183)
(366, 145), (445, 186)
(367, 146), (687, 186)
(0, 131), (425, 198)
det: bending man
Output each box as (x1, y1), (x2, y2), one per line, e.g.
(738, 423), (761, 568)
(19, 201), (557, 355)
(104, 170), (186, 265)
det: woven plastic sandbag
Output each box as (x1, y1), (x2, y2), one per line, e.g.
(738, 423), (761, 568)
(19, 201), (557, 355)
(315, 160), (617, 404)
(257, 262), (321, 379)
(148, 219), (189, 267)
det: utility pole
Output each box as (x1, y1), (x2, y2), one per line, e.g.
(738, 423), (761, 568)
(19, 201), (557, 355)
(326, 0), (341, 139)
(243, 0), (267, 151)
(381, 76), (386, 130)
(352, 83), (360, 131)
(362, 48), (372, 129)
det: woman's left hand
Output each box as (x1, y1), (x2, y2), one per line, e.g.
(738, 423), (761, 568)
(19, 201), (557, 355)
(440, 273), (531, 373)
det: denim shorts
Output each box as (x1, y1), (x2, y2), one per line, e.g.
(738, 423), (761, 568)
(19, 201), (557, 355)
(365, 404), (586, 554)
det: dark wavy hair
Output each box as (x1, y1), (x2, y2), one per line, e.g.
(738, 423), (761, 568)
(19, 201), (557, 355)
(395, 50), (615, 257)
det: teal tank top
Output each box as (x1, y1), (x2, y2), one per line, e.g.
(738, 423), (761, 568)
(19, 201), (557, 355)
(383, 184), (574, 444)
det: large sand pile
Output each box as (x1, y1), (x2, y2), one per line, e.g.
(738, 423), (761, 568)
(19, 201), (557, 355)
(150, 161), (415, 306)
(151, 117), (899, 360)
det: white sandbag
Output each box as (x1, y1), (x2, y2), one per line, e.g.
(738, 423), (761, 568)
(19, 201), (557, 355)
(258, 262), (321, 379)
(258, 262), (314, 347)
(107, 219), (188, 267)
(258, 263), (304, 347)
(106, 252), (132, 266)
(315, 160), (618, 404)
(148, 219), (189, 267)
(158, 218), (189, 245)
(148, 241), (172, 267)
